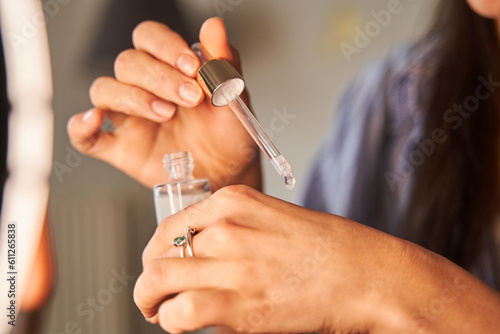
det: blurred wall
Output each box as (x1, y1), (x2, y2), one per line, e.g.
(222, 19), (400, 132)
(45, 1), (434, 333)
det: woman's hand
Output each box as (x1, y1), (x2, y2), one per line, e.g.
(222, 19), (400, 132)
(134, 185), (400, 333)
(134, 185), (500, 334)
(67, 18), (261, 191)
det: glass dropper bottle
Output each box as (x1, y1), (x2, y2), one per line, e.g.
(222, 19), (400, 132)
(191, 42), (296, 190)
(153, 152), (211, 224)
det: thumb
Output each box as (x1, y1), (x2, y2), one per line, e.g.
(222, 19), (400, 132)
(199, 17), (234, 63)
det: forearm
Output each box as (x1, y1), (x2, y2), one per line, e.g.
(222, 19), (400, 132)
(380, 239), (500, 333)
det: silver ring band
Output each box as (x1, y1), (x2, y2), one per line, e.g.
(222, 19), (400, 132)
(173, 227), (199, 258)
(185, 226), (194, 257)
(172, 236), (186, 258)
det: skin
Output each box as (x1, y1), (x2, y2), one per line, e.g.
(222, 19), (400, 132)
(466, 0), (500, 19)
(68, 15), (500, 334)
(21, 214), (54, 311)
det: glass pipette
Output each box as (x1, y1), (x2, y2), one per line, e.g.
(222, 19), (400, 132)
(192, 42), (295, 190)
(221, 89), (295, 190)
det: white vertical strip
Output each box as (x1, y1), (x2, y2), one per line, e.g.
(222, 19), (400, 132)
(0, 0), (54, 332)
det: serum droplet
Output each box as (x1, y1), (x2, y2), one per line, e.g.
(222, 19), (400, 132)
(284, 173), (296, 190)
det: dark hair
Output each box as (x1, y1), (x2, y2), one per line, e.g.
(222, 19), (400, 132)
(404, 1), (500, 274)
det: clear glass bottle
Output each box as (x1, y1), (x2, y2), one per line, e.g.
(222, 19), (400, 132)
(153, 152), (211, 224)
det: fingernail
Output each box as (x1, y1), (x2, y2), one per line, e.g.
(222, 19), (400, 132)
(83, 109), (94, 123)
(177, 54), (198, 76)
(152, 100), (176, 119)
(179, 82), (203, 104)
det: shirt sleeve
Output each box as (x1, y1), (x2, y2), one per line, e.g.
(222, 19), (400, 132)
(301, 46), (416, 230)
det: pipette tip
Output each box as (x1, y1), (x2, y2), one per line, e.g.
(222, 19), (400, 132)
(284, 173), (296, 190)
(270, 155), (295, 190)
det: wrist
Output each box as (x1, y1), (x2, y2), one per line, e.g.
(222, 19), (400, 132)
(335, 232), (440, 333)
(368, 237), (500, 334)
(361, 237), (416, 333)
(318, 223), (415, 333)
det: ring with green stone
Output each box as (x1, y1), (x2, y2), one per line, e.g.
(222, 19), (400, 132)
(172, 236), (186, 258)
(172, 226), (199, 258)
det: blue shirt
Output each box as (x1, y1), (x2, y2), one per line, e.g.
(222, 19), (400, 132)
(302, 41), (499, 289)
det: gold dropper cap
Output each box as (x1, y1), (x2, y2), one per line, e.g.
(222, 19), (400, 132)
(192, 43), (245, 107)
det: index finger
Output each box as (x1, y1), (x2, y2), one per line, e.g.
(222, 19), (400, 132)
(141, 186), (275, 267)
(132, 21), (200, 77)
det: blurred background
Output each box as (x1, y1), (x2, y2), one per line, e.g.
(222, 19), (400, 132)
(31, 0), (436, 333)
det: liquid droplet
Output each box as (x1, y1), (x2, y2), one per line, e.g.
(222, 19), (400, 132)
(284, 173), (296, 190)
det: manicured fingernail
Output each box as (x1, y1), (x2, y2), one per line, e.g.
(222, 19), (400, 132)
(152, 100), (176, 119)
(83, 109), (94, 123)
(179, 82), (203, 104)
(177, 54), (198, 76)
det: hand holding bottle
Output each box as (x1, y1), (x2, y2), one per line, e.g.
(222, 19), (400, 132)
(134, 185), (500, 333)
(67, 18), (261, 191)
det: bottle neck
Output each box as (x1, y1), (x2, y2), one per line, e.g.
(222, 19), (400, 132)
(168, 165), (194, 182)
(163, 152), (195, 182)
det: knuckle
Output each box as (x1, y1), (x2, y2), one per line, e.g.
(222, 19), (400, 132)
(74, 140), (93, 156)
(89, 77), (109, 105)
(186, 194), (211, 212)
(214, 218), (238, 233)
(205, 218), (238, 245)
(178, 293), (200, 322)
(158, 318), (175, 334)
(114, 87), (144, 114)
(151, 63), (170, 84)
(213, 185), (259, 207)
(141, 247), (150, 268)
(213, 184), (252, 201)
(141, 260), (167, 290)
(132, 20), (158, 45)
(142, 224), (168, 266)
(157, 38), (173, 62)
(114, 49), (136, 75)
(155, 217), (170, 242)
(208, 185), (259, 219)
(156, 31), (184, 63)
(157, 293), (202, 333)
(142, 62), (170, 92)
